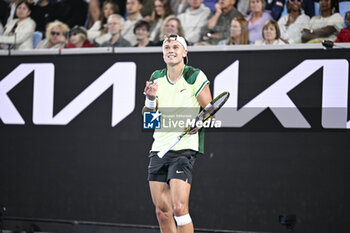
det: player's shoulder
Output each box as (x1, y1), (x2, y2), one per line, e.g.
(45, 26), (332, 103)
(150, 68), (167, 81)
(182, 65), (204, 85)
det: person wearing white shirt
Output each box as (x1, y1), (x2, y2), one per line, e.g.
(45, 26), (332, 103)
(301, 0), (343, 43)
(0, 0), (36, 50)
(278, 0), (310, 44)
(121, 0), (143, 46)
(178, 0), (211, 43)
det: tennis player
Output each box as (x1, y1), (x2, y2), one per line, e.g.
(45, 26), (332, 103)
(143, 34), (212, 233)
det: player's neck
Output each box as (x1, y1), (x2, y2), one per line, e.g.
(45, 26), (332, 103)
(167, 63), (185, 83)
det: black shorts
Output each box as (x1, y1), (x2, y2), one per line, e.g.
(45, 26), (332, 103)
(147, 150), (197, 184)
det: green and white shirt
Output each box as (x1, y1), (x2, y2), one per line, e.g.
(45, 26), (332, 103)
(149, 65), (209, 154)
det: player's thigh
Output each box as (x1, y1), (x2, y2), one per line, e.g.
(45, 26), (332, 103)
(149, 181), (173, 209)
(169, 179), (191, 209)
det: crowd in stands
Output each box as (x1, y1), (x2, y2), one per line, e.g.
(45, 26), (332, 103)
(0, 0), (349, 50)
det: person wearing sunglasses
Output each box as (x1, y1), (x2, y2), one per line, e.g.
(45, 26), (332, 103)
(301, 0), (343, 43)
(278, 0), (310, 43)
(36, 20), (69, 49)
(65, 26), (94, 48)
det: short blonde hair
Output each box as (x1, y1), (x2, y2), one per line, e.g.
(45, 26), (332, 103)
(46, 20), (70, 41)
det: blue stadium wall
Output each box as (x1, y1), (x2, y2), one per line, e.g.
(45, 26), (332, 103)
(0, 46), (349, 233)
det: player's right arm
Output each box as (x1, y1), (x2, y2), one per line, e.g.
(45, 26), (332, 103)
(142, 81), (158, 114)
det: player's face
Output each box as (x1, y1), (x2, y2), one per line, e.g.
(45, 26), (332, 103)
(162, 40), (187, 66)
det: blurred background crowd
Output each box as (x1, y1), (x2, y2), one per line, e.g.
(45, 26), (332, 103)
(0, 0), (349, 50)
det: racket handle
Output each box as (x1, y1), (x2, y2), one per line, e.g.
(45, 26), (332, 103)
(157, 136), (181, 158)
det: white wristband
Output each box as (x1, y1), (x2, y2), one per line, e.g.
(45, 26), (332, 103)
(145, 97), (156, 109)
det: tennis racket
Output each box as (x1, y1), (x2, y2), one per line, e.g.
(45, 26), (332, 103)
(157, 91), (230, 158)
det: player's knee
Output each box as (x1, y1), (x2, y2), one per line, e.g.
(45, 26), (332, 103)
(173, 203), (188, 218)
(155, 207), (173, 225)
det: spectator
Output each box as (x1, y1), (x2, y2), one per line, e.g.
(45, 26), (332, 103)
(178, 0), (211, 44)
(133, 19), (157, 46)
(301, 0), (343, 43)
(265, 0), (285, 20)
(36, 20), (69, 48)
(28, 0), (54, 36)
(255, 19), (287, 44)
(100, 14), (131, 47)
(65, 26), (94, 48)
(158, 15), (186, 42)
(278, 0), (310, 44)
(0, 0), (36, 50)
(121, 0), (143, 45)
(246, 0), (273, 43)
(54, 0), (88, 29)
(149, 0), (173, 41)
(335, 11), (350, 42)
(5, 0), (22, 27)
(201, 0), (243, 45)
(218, 17), (249, 45)
(88, 0), (119, 43)
(88, 0), (126, 28)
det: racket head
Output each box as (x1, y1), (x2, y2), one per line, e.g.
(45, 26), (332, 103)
(203, 91), (230, 121)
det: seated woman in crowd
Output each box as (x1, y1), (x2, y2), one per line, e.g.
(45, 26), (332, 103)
(149, 0), (173, 42)
(156, 15), (187, 45)
(245, 0), (272, 43)
(301, 0), (343, 43)
(218, 17), (249, 45)
(65, 26), (94, 48)
(278, 0), (310, 44)
(335, 11), (350, 43)
(0, 0), (35, 50)
(88, 0), (119, 44)
(133, 19), (157, 47)
(36, 20), (69, 49)
(255, 19), (287, 45)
